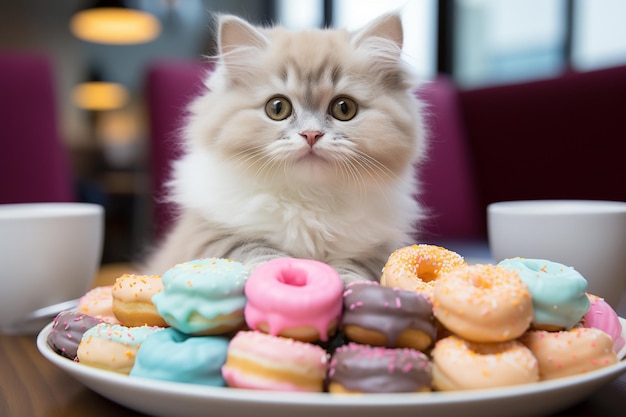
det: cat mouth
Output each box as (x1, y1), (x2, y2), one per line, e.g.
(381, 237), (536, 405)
(297, 148), (330, 164)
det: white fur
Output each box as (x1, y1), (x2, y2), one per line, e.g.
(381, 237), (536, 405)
(169, 148), (420, 262)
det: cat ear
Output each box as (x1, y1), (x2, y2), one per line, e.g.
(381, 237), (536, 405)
(352, 13), (403, 60)
(217, 15), (268, 84)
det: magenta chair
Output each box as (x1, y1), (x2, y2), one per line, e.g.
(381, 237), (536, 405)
(144, 61), (482, 242)
(145, 59), (214, 239)
(459, 65), (626, 209)
(415, 76), (482, 242)
(0, 52), (75, 203)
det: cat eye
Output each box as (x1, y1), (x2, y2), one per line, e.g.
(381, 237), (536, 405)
(329, 96), (358, 121)
(265, 96), (292, 121)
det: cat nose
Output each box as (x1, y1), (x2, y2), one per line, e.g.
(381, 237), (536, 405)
(299, 130), (324, 147)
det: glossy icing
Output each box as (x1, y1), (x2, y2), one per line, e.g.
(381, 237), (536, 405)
(433, 264), (534, 342)
(46, 311), (104, 360)
(222, 330), (328, 392)
(131, 327), (229, 386)
(77, 285), (120, 324)
(583, 294), (625, 353)
(521, 327), (618, 380)
(328, 343), (432, 393)
(77, 323), (163, 374)
(152, 258), (250, 334)
(341, 281), (436, 348)
(498, 258), (590, 329)
(380, 244), (466, 298)
(244, 258), (343, 342)
(112, 274), (163, 302)
(432, 336), (539, 391)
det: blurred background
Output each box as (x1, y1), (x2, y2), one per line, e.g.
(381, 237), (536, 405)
(1, 0), (626, 264)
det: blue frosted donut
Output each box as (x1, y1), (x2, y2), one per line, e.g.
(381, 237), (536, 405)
(152, 258), (251, 335)
(130, 327), (229, 385)
(497, 258), (590, 330)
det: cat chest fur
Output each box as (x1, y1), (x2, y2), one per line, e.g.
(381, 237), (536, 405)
(212, 185), (396, 260)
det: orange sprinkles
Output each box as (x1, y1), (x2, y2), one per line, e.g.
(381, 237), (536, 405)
(433, 264), (534, 343)
(380, 244), (466, 298)
(521, 327), (618, 380)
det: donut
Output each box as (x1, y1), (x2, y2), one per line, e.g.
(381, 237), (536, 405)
(112, 274), (168, 327)
(77, 285), (120, 324)
(130, 328), (229, 386)
(433, 264), (534, 342)
(244, 258), (343, 342)
(380, 244), (466, 298)
(76, 323), (163, 374)
(152, 258), (250, 335)
(497, 258), (590, 330)
(582, 294), (625, 353)
(327, 343), (432, 393)
(47, 311), (105, 360)
(521, 327), (618, 380)
(431, 335), (539, 391)
(221, 330), (328, 392)
(341, 281), (436, 352)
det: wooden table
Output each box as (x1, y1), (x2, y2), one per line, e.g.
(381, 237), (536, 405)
(1, 263), (625, 417)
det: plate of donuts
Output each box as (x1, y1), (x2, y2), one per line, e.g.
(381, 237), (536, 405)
(38, 319), (626, 417)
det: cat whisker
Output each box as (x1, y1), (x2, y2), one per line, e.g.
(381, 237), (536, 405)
(253, 152), (286, 184)
(352, 150), (400, 182)
(345, 153), (397, 208)
(231, 153), (263, 175)
(226, 143), (267, 163)
(227, 145), (270, 175)
(334, 154), (368, 199)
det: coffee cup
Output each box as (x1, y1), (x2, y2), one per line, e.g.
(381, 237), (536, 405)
(0, 203), (104, 334)
(487, 200), (626, 308)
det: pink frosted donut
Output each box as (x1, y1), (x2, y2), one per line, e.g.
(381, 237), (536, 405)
(582, 294), (625, 353)
(244, 258), (343, 342)
(77, 286), (121, 324)
(221, 330), (328, 392)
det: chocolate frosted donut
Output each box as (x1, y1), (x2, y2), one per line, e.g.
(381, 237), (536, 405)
(341, 281), (436, 352)
(328, 343), (432, 393)
(47, 311), (105, 360)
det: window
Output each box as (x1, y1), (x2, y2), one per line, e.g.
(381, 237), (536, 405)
(276, 0), (325, 29)
(277, 0), (437, 79)
(454, 0), (567, 87)
(573, 0), (626, 70)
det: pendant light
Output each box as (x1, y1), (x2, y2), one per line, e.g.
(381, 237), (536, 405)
(72, 67), (129, 111)
(70, 0), (161, 45)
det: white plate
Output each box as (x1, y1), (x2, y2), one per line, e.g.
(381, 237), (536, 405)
(38, 319), (626, 417)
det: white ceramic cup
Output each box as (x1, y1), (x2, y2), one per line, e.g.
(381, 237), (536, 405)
(488, 200), (626, 308)
(0, 203), (104, 334)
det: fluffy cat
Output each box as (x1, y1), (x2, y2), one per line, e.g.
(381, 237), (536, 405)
(142, 13), (428, 284)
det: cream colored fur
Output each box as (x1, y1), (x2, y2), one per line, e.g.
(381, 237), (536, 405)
(142, 13), (428, 284)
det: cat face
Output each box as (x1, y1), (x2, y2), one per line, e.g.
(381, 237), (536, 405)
(185, 14), (425, 190)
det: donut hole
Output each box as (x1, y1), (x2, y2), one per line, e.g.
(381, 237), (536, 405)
(470, 275), (493, 289)
(416, 265), (438, 282)
(277, 267), (308, 287)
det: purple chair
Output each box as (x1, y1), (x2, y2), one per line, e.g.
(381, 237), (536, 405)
(459, 64), (626, 214)
(145, 59), (213, 239)
(415, 76), (482, 241)
(0, 52), (75, 203)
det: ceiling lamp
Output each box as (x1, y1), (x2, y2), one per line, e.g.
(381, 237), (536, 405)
(70, 0), (161, 44)
(72, 81), (129, 111)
